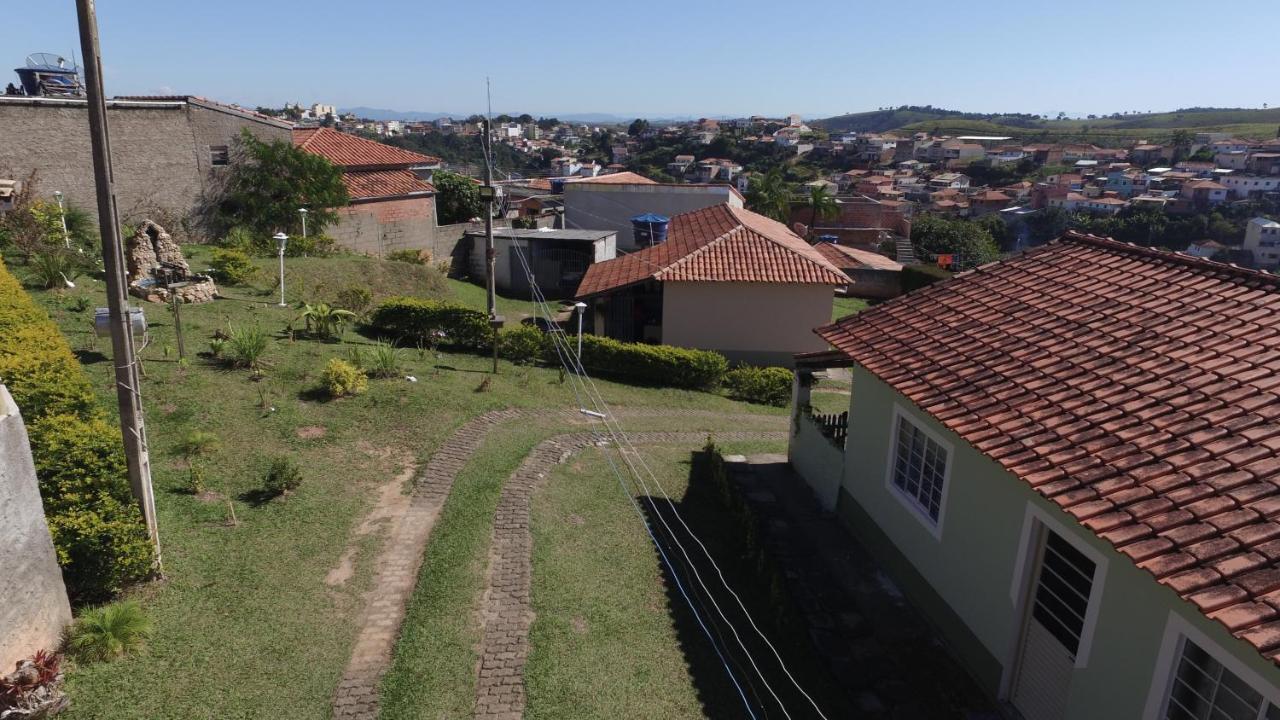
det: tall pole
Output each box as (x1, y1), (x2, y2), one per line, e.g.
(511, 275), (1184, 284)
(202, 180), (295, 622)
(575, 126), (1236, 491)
(482, 116), (500, 374)
(55, 191), (70, 248)
(278, 248), (287, 306)
(75, 0), (160, 567)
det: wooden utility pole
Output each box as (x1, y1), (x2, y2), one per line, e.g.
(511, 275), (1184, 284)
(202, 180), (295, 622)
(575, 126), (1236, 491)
(481, 116), (502, 373)
(75, 0), (161, 568)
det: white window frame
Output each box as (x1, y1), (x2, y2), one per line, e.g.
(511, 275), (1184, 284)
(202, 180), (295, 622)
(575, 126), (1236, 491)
(1004, 502), (1109, 678)
(1142, 611), (1280, 720)
(883, 404), (953, 540)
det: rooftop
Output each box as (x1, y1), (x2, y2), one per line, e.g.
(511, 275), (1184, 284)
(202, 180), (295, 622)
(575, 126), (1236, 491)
(813, 242), (904, 272)
(293, 128), (440, 170)
(817, 232), (1280, 664)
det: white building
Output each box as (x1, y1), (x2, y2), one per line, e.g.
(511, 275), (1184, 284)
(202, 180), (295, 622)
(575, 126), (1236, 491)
(1221, 175), (1280, 200)
(1243, 217), (1280, 269)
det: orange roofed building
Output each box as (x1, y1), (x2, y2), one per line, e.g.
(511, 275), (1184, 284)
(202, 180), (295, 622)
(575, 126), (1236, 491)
(293, 128), (444, 257)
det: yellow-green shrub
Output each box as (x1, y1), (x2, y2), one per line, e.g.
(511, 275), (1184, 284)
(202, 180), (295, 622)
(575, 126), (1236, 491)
(368, 296), (493, 349)
(722, 366), (793, 407)
(0, 257), (154, 600)
(320, 358), (367, 398)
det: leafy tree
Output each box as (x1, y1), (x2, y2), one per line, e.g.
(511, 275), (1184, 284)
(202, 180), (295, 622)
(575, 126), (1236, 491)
(974, 213), (1015, 252)
(1026, 207), (1070, 245)
(910, 214), (1000, 269)
(434, 171), (483, 225)
(1169, 129), (1193, 163)
(804, 184), (839, 236)
(211, 129), (348, 239)
(627, 118), (651, 136)
(745, 168), (793, 223)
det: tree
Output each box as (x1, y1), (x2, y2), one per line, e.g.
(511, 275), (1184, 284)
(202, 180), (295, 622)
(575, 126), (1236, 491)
(210, 129), (348, 240)
(627, 118), (651, 136)
(433, 171), (483, 225)
(1169, 129), (1193, 163)
(910, 214), (1000, 269)
(974, 213), (1015, 252)
(804, 184), (839, 236)
(745, 168), (793, 223)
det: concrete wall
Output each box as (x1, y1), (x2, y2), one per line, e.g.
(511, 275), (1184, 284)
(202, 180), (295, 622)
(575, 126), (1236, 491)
(0, 385), (72, 671)
(661, 281), (832, 366)
(826, 366), (1280, 716)
(564, 184), (744, 250)
(789, 411), (844, 511)
(0, 97), (290, 234)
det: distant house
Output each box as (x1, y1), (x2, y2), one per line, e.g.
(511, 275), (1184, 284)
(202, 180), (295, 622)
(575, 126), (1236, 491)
(812, 241), (903, 299)
(1244, 217), (1280, 268)
(968, 189), (1013, 216)
(928, 172), (970, 190)
(575, 204), (848, 365)
(292, 128), (444, 256)
(1222, 175), (1280, 200)
(790, 232), (1280, 719)
(563, 172), (745, 251)
(1129, 143), (1166, 165)
(1180, 179), (1230, 209)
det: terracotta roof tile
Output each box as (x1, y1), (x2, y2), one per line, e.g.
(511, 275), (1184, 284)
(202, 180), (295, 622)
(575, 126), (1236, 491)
(293, 128), (439, 169)
(813, 242), (904, 272)
(816, 231), (1280, 665)
(576, 204), (848, 297)
(341, 169), (433, 200)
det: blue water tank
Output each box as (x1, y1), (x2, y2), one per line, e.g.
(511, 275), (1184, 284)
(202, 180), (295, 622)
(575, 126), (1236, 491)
(550, 178), (567, 194)
(631, 213), (670, 246)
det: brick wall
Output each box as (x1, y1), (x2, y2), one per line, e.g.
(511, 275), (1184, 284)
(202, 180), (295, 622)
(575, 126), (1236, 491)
(0, 385), (72, 671)
(328, 196), (471, 266)
(0, 98), (290, 236)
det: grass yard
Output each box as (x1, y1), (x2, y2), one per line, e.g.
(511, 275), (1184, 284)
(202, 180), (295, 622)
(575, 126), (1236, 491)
(832, 295), (869, 322)
(17, 247), (780, 718)
(445, 276), (546, 322)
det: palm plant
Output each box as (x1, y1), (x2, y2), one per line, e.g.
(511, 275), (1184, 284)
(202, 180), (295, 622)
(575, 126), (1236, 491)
(26, 250), (85, 289)
(297, 302), (356, 341)
(363, 341), (405, 379)
(66, 601), (152, 663)
(745, 168), (793, 223)
(805, 185), (840, 237)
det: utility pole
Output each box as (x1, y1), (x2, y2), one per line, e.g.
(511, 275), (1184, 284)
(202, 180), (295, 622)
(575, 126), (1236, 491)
(75, 0), (161, 568)
(481, 116), (502, 373)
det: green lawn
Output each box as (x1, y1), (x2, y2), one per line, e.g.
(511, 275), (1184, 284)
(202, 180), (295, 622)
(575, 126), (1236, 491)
(445, 277), (548, 322)
(19, 247), (782, 718)
(832, 295), (869, 321)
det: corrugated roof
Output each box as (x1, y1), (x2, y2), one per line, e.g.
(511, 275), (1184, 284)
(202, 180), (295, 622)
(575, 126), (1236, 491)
(817, 232), (1280, 664)
(576, 204), (848, 298)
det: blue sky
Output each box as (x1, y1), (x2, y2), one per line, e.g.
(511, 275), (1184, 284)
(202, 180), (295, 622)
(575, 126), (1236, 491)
(5, 0), (1277, 119)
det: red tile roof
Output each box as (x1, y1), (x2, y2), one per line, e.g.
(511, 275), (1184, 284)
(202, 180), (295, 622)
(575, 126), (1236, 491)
(293, 128), (440, 170)
(342, 169), (433, 200)
(576, 204), (848, 298)
(564, 171), (657, 186)
(813, 242), (904, 272)
(817, 232), (1280, 664)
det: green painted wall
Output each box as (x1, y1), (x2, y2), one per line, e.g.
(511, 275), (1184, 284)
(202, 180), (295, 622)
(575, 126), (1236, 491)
(837, 365), (1280, 718)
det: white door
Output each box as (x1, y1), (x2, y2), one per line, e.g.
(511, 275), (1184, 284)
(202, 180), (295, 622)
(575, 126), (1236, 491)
(1011, 529), (1097, 720)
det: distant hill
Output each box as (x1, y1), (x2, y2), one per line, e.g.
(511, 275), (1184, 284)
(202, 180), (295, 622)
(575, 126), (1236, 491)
(812, 107), (1043, 133)
(340, 108), (707, 125)
(340, 107), (458, 122)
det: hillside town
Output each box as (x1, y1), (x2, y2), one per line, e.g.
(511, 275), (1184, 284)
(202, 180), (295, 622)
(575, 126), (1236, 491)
(4, 3), (1280, 720)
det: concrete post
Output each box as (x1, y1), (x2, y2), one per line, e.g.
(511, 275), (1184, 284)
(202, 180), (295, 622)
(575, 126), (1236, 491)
(0, 385), (72, 670)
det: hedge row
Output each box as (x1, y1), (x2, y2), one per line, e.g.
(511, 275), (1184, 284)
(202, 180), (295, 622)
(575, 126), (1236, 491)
(367, 296), (493, 349)
(575, 334), (727, 390)
(0, 258), (154, 601)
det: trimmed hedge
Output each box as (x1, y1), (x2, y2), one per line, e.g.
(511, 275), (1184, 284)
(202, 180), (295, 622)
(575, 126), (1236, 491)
(723, 366), (793, 407)
(497, 325), (548, 365)
(573, 334), (727, 390)
(367, 296), (493, 350)
(0, 257), (154, 601)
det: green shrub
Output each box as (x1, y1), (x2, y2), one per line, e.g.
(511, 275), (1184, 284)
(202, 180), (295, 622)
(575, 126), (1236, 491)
(320, 357), (367, 397)
(497, 325), (547, 365)
(386, 249), (428, 264)
(66, 600), (152, 663)
(297, 301), (356, 341)
(361, 342), (404, 379)
(26, 249), (87, 289)
(262, 456), (303, 496)
(334, 284), (373, 316)
(224, 323), (270, 375)
(722, 366), (793, 406)
(900, 264), (952, 293)
(368, 297), (493, 349)
(286, 234), (336, 257)
(0, 258), (153, 600)
(571, 334), (727, 390)
(209, 248), (258, 285)
(217, 226), (257, 254)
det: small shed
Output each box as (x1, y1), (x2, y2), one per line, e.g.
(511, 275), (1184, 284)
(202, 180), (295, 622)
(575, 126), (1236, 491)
(466, 228), (617, 299)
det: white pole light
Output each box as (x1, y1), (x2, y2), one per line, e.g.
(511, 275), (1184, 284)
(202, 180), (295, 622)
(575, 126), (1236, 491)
(53, 190), (70, 248)
(298, 207), (308, 239)
(574, 301), (588, 360)
(274, 232), (289, 306)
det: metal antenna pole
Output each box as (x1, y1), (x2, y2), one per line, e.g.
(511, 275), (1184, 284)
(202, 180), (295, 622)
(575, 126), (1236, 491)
(482, 82), (502, 373)
(75, 0), (161, 568)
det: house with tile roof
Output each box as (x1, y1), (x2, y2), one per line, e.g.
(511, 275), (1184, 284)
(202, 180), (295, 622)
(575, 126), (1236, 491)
(292, 128), (444, 257)
(812, 241), (902, 299)
(575, 204), (848, 366)
(788, 232), (1280, 719)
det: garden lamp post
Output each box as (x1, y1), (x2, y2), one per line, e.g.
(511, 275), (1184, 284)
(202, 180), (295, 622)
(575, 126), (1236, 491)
(274, 232), (289, 307)
(298, 207), (308, 239)
(574, 301), (587, 360)
(53, 190), (70, 248)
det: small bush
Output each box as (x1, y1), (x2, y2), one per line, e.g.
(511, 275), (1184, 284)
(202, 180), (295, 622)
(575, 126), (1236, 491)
(900, 264), (952, 293)
(362, 342), (405, 379)
(286, 234), (336, 257)
(298, 301), (356, 341)
(387, 248), (429, 265)
(334, 284), (373, 316)
(368, 297), (493, 349)
(225, 323), (270, 375)
(723, 366), (793, 406)
(262, 456), (303, 496)
(217, 226), (257, 254)
(26, 250), (87, 289)
(66, 601), (152, 663)
(497, 325), (547, 365)
(320, 357), (367, 398)
(209, 248), (257, 285)
(207, 337), (226, 359)
(571, 334), (727, 390)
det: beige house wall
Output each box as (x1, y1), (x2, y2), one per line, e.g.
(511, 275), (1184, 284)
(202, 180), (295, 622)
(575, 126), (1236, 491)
(660, 281), (832, 366)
